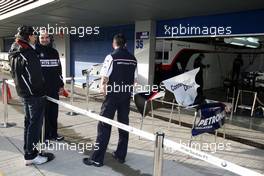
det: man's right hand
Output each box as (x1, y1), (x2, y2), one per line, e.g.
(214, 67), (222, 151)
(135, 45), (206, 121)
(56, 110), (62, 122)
(58, 87), (64, 95)
(100, 76), (108, 96)
(100, 85), (107, 96)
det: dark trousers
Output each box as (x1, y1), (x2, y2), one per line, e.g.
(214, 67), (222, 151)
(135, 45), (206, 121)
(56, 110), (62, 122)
(232, 68), (241, 83)
(45, 91), (59, 140)
(194, 70), (205, 105)
(22, 96), (45, 160)
(91, 95), (130, 164)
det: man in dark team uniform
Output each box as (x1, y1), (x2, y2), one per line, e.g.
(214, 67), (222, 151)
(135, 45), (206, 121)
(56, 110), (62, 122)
(232, 54), (243, 83)
(36, 30), (64, 141)
(193, 53), (209, 104)
(83, 33), (138, 167)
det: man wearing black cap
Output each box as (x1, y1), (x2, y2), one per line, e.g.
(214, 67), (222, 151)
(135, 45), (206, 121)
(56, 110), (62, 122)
(8, 26), (50, 165)
(83, 33), (137, 167)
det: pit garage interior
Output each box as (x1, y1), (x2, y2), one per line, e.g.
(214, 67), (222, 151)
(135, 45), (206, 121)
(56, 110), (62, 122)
(0, 0), (264, 174)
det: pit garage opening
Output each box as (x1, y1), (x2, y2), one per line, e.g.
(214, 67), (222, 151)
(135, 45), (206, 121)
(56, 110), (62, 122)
(152, 9), (264, 147)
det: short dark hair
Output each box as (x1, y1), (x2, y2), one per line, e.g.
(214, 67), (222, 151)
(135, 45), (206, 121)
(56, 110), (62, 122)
(113, 33), (127, 48)
(198, 53), (205, 58)
(15, 25), (36, 41)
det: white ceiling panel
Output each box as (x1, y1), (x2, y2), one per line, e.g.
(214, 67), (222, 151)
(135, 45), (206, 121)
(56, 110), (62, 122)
(0, 0), (263, 37)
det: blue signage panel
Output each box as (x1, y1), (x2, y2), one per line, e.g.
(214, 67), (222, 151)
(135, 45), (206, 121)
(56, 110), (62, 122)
(156, 9), (264, 38)
(136, 31), (149, 39)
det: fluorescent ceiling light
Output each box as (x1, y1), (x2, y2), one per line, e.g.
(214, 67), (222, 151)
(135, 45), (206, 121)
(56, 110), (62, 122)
(245, 44), (258, 48)
(1, 0), (39, 17)
(247, 37), (259, 43)
(230, 42), (245, 46)
(0, 0), (56, 20)
(224, 37), (260, 48)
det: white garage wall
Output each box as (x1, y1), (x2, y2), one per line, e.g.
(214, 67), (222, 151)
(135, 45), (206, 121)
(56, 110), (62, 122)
(134, 20), (156, 86)
(186, 52), (264, 90)
(53, 34), (71, 80)
(157, 40), (264, 90)
(189, 53), (237, 89)
(0, 38), (3, 52)
(241, 54), (264, 72)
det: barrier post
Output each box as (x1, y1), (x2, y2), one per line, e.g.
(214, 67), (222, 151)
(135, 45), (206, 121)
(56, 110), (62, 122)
(39, 114), (55, 161)
(230, 86), (236, 121)
(41, 116), (45, 154)
(0, 79), (16, 128)
(153, 131), (164, 176)
(66, 77), (78, 116)
(0, 79), (8, 128)
(86, 71), (90, 110)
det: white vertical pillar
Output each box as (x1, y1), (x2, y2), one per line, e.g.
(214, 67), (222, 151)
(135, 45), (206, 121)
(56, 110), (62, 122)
(134, 20), (156, 86)
(0, 38), (4, 52)
(53, 34), (71, 80)
(65, 34), (71, 78)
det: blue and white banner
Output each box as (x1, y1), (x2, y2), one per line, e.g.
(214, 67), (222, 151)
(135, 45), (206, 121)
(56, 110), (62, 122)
(162, 68), (200, 106)
(192, 103), (226, 136)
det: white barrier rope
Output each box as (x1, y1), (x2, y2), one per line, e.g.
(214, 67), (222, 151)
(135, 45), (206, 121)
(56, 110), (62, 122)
(5, 79), (264, 176)
(163, 139), (263, 176)
(46, 96), (155, 141)
(6, 79), (15, 87)
(64, 77), (86, 81)
(46, 97), (264, 176)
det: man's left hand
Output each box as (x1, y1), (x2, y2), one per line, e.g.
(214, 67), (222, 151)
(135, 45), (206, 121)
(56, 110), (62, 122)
(59, 87), (64, 95)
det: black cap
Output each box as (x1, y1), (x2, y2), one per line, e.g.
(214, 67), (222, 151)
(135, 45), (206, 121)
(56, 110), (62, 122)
(16, 25), (37, 40)
(199, 53), (205, 58)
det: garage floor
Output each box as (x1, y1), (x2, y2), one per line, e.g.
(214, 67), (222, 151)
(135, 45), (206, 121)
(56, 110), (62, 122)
(204, 87), (264, 133)
(0, 72), (264, 176)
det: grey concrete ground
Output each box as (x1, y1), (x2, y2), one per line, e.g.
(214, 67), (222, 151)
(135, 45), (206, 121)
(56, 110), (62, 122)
(0, 78), (264, 176)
